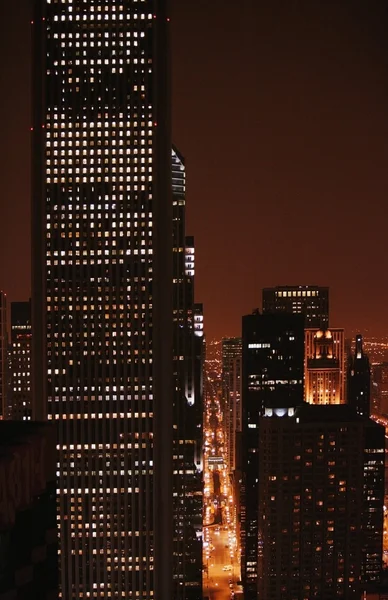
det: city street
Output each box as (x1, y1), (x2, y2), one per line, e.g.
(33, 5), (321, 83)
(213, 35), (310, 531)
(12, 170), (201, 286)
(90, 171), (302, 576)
(203, 375), (243, 600)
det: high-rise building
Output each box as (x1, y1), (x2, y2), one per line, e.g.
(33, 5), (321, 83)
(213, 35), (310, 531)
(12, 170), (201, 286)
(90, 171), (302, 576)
(9, 301), (32, 421)
(171, 147), (203, 600)
(373, 363), (388, 416)
(229, 355), (242, 473)
(0, 421), (58, 599)
(262, 285), (329, 328)
(31, 2), (173, 599)
(257, 404), (384, 600)
(305, 327), (345, 403)
(221, 337), (242, 473)
(241, 311), (304, 599)
(0, 291), (7, 420)
(347, 334), (371, 418)
(305, 329), (341, 405)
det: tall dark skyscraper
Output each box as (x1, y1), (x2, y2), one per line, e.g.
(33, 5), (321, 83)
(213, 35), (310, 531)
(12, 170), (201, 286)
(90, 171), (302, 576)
(171, 147), (203, 599)
(256, 404), (384, 599)
(348, 334), (371, 418)
(241, 311), (304, 599)
(262, 285), (329, 328)
(31, 2), (173, 599)
(10, 301), (32, 421)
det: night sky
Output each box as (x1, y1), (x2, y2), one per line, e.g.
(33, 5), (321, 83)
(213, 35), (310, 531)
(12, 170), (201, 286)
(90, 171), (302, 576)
(0, 0), (388, 340)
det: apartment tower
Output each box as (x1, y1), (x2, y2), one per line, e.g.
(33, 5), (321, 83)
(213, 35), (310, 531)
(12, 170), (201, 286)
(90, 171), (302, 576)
(257, 404), (384, 599)
(31, 2), (173, 599)
(241, 311), (304, 599)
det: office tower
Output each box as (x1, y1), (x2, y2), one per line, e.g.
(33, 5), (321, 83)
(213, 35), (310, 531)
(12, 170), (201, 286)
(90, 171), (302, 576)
(9, 301), (32, 420)
(257, 404), (384, 600)
(373, 364), (388, 415)
(347, 334), (371, 418)
(0, 291), (7, 420)
(171, 147), (203, 600)
(0, 421), (57, 598)
(262, 285), (329, 328)
(31, 2), (173, 599)
(305, 327), (345, 403)
(241, 311), (304, 599)
(305, 329), (342, 404)
(221, 337), (242, 472)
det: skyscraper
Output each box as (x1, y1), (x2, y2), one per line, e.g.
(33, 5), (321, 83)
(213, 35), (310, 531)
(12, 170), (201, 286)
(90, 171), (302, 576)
(241, 311), (304, 599)
(348, 334), (371, 418)
(0, 291), (7, 420)
(171, 147), (203, 599)
(372, 363), (388, 415)
(262, 285), (329, 328)
(305, 327), (345, 403)
(32, 2), (173, 598)
(10, 301), (32, 421)
(256, 404), (384, 599)
(221, 337), (242, 474)
(228, 355), (242, 474)
(305, 329), (341, 404)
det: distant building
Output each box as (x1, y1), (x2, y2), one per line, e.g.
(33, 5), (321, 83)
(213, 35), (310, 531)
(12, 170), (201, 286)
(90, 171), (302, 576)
(347, 334), (371, 418)
(373, 364), (388, 416)
(262, 285), (329, 329)
(229, 355), (242, 473)
(305, 327), (345, 403)
(305, 329), (342, 404)
(257, 404), (384, 599)
(0, 421), (57, 599)
(0, 292), (7, 420)
(221, 337), (242, 474)
(10, 301), (32, 421)
(241, 311), (304, 599)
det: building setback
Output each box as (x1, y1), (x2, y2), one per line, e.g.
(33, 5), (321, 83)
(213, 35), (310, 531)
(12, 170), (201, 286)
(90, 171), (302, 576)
(257, 404), (385, 600)
(31, 1), (173, 598)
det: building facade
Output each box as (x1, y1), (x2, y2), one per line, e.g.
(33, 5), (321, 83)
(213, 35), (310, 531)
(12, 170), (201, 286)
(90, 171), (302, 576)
(32, 2), (173, 598)
(241, 311), (304, 599)
(262, 285), (329, 329)
(0, 421), (57, 600)
(347, 334), (371, 418)
(257, 404), (384, 600)
(9, 301), (32, 421)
